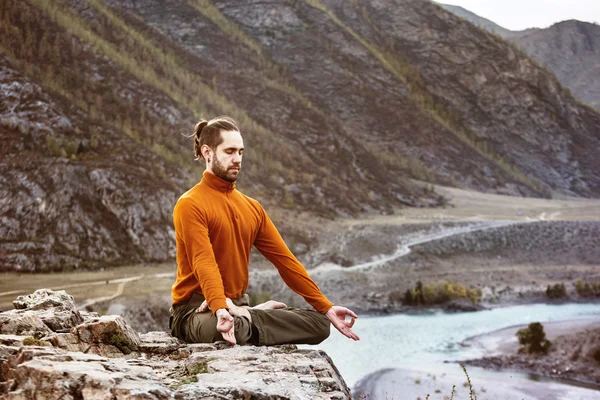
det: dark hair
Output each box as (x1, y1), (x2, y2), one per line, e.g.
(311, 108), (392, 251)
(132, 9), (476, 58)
(192, 116), (239, 160)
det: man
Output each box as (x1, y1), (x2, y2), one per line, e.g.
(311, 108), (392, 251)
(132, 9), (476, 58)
(170, 116), (359, 346)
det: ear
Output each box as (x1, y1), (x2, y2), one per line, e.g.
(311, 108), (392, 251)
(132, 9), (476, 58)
(201, 144), (212, 160)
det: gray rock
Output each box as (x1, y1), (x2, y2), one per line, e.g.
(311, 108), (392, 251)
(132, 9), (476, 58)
(13, 289), (77, 311)
(2, 289), (84, 334)
(74, 315), (141, 357)
(0, 312), (52, 337)
(0, 290), (351, 399)
(2, 347), (172, 400)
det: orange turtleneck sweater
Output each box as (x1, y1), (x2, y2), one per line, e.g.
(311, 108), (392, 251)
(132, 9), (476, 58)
(171, 171), (333, 314)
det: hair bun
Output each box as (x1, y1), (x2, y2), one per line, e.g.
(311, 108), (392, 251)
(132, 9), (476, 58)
(194, 120), (208, 138)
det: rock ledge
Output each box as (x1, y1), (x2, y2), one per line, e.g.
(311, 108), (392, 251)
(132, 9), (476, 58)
(0, 289), (350, 399)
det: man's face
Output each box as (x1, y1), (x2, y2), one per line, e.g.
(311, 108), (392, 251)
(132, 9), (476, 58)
(210, 130), (244, 183)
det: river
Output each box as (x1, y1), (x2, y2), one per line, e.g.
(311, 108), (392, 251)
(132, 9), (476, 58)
(303, 303), (600, 399)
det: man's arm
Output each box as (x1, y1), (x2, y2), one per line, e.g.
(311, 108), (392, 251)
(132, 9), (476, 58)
(253, 208), (333, 313)
(253, 207), (359, 341)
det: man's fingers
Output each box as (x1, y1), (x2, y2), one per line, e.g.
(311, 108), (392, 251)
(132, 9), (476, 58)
(344, 308), (358, 319)
(338, 324), (360, 341)
(196, 300), (209, 313)
(346, 317), (355, 329)
(223, 327), (236, 345)
(334, 319), (360, 341)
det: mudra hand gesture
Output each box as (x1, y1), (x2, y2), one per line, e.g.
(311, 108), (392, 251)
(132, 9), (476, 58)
(326, 306), (360, 341)
(215, 308), (236, 345)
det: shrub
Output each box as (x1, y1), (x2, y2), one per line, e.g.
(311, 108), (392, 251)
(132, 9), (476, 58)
(546, 283), (567, 299)
(575, 280), (600, 298)
(22, 336), (51, 346)
(594, 347), (600, 364)
(516, 322), (551, 354)
(403, 280), (482, 306)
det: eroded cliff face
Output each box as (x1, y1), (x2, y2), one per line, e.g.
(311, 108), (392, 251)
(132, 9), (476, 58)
(0, 56), (182, 271)
(0, 289), (350, 399)
(1, 0), (599, 271)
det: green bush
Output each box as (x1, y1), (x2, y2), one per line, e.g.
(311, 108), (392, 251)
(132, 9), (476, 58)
(516, 322), (551, 354)
(22, 336), (51, 346)
(403, 280), (482, 306)
(546, 283), (567, 299)
(575, 280), (600, 297)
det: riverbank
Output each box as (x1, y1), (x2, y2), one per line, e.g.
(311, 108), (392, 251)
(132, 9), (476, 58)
(345, 311), (600, 400)
(459, 317), (600, 387)
(353, 363), (600, 400)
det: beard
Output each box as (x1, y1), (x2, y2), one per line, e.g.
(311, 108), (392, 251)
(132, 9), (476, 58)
(211, 156), (240, 183)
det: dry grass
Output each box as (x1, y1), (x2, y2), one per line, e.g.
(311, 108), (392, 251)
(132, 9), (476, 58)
(0, 263), (174, 311)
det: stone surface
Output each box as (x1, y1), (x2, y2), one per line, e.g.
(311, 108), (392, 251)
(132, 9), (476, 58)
(0, 290), (351, 399)
(1, 289), (84, 337)
(2, 347), (172, 400)
(171, 346), (350, 400)
(74, 315), (141, 357)
(13, 289), (77, 311)
(0, 312), (51, 337)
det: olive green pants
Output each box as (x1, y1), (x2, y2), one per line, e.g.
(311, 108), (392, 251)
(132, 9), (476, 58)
(170, 293), (331, 346)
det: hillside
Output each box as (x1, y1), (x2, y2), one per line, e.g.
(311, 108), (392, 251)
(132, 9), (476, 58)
(514, 20), (600, 110)
(436, 3), (535, 38)
(1, 0), (599, 271)
(439, 4), (600, 110)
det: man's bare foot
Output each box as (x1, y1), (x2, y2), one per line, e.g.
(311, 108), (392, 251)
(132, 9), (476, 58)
(252, 300), (287, 310)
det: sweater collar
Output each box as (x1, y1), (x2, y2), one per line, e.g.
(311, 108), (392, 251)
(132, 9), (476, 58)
(202, 170), (236, 192)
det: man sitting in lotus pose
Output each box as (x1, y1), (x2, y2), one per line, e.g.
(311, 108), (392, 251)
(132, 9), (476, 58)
(170, 116), (360, 346)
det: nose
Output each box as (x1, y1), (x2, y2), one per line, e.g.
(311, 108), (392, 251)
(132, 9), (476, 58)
(232, 152), (242, 164)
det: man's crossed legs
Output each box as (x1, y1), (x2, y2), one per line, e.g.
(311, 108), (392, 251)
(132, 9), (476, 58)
(170, 293), (330, 346)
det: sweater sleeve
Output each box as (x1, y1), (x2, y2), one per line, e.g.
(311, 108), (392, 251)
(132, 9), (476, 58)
(253, 207), (333, 313)
(173, 198), (228, 312)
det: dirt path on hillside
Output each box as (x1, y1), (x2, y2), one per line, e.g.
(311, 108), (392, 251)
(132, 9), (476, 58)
(311, 220), (524, 273)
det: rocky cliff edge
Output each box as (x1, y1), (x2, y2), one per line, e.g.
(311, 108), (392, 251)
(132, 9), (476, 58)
(0, 289), (350, 399)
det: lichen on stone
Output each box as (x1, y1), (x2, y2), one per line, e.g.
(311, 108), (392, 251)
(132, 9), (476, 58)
(105, 332), (133, 355)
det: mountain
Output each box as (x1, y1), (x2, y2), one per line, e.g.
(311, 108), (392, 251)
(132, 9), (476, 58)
(438, 4), (600, 110)
(1, 0), (599, 271)
(513, 20), (600, 110)
(436, 3), (532, 38)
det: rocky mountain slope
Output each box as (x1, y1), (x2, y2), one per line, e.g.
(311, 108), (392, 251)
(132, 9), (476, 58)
(0, 289), (350, 399)
(514, 20), (600, 110)
(437, 3), (537, 38)
(439, 4), (600, 110)
(1, 0), (599, 271)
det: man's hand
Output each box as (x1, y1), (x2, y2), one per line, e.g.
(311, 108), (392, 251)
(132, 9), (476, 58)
(325, 306), (360, 341)
(215, 308), (236, 345)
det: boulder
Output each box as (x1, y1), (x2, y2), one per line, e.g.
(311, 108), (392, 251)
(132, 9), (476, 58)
(73, 315), (141, 357)
(1, 289), (83, 336)
(13, 289), (77, 311)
